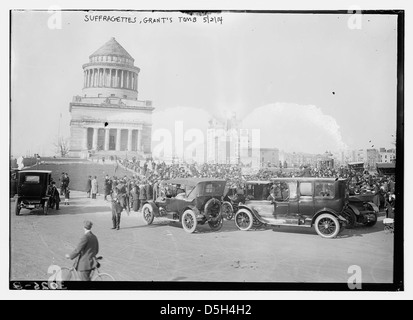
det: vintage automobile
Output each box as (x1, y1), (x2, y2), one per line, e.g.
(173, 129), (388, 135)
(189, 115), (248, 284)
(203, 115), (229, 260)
(10, 169), (19, 198)
(141, 178), (226, 233)
(14, 170), (53, 215)
(221, 185), (245, 220)
(234, 178), (378, 239)
(346, 193), (380, 228)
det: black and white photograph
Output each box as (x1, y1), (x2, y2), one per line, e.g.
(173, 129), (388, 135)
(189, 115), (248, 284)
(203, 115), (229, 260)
(6, 5), (407, 298)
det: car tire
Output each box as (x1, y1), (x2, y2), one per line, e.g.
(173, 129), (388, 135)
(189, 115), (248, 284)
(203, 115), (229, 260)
(15, 199), (20, 216)
(142, 203), (154, 225)
(43, 200), (49, 215)
(314, 213), (340, 239)
(343, 209), (357, 229)
(234, 209), (254, 231)
(182, 209), (197, 234)
(208, 216), (224, 231)
(221, 202), (234, 220)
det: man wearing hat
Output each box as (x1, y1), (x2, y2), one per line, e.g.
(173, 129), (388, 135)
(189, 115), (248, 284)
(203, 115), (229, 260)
(65, 220), (99, 281)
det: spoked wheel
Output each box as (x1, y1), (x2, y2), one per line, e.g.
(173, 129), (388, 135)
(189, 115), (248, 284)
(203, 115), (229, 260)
(343, 209), (357, 229)
(182, 209), (197, 234)
(252, 216), (264, 229)
(221, 202), (234, 220)
(314, 214), (340, 239)
(208, 216), (224, 231)
(142, 203), (154, 225)
(43, 200), (49, 215)
(93, 273), (115, 281)
(234, 209), (254, 231)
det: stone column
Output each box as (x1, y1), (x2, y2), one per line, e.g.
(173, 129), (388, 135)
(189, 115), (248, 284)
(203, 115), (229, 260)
(121, 70), (124, 88)
(116, 128), (121, 151)
(92, 128), (98, 150)
(126, 71), (130, 89)
(115, 69), (118, 88)
(83, 127), (89, 150)
(127, 129), (133, 151)
(137, 129), (142, 152)
(135, 73), (138, 91)
(104, 128), (110, 151)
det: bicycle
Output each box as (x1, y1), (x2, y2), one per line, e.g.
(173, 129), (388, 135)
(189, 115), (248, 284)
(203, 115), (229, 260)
(57, 256), (115, 281)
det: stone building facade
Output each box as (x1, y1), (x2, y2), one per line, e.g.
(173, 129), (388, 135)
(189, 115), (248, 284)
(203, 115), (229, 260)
(69, 37), (154, 158)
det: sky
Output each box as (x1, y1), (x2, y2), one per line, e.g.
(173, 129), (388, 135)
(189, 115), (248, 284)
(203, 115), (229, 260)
(10, 10), (398, 157)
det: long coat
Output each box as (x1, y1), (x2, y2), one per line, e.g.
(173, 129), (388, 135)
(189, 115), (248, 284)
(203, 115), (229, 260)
(69, 231), (99, 271)
(104, 178), (112, 196)
(91, 179), (98, 194)
(139, 184), (147, 200)
(86, 178), (92, 192)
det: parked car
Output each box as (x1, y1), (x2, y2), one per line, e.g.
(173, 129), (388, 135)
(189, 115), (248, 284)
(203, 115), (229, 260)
(10, 169), (19, 198)
(141, 178), (226, 233)
(234, 178), (378, 239)
(221, 184), (245, 220)
(347, 193), (380, 228)
(14, 170), (53, 215)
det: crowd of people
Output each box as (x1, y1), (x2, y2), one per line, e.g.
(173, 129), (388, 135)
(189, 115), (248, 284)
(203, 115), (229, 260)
(58, 158), (395, 230)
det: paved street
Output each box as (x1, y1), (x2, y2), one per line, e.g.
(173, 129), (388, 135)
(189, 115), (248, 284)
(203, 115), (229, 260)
(10, 191), (394, 284)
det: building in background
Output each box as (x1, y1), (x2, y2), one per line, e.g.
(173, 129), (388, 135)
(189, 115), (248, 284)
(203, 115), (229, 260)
(379, 148), (396, 163)
(260, 148), (279, 167)
(68, 37), (154, 159)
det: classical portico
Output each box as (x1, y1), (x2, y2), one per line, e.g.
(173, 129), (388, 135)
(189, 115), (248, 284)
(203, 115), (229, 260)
(68, 37), (154, 158)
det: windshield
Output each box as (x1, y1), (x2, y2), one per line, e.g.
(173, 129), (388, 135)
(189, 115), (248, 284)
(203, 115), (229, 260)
(246, 183), (272, 200)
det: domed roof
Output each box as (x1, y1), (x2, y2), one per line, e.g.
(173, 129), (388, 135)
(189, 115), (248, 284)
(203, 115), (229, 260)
(90, 37), (134, 61)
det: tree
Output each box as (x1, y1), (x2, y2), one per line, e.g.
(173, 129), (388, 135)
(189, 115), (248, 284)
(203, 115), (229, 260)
(54, 137), (70, 157)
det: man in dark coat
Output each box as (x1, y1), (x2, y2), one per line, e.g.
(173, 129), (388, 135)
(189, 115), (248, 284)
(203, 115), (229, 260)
(48, 181), (60, 210)
(146, 181), (153, 201)
(104, 175), (112, 201)
(65, 220), (99, 281)
(111, 189), (124, 230)
(139, 180), (147, 211)
(86, 176), (92, 198)
(131, 182), (139, 212)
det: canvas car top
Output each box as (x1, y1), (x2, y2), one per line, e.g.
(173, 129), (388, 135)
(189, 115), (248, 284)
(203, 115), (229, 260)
(166, 178), (226, 187)
(18, 170), (52, 174)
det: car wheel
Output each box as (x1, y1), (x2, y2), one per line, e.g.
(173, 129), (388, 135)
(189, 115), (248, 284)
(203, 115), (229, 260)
(364, 213), (377, 227)
(234, 209), (254, 231)
(15, 199), (21, 216)
(314, 213), (340, 239)
(182, 210), (197, 234)
(343, 209), (357, 229)
(43, 200), (49, 215)
(221, 202), (234, 220)
(252, 216), (264, 229)
(142, 203), (154, 225)
(208, 216), (223, 231)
